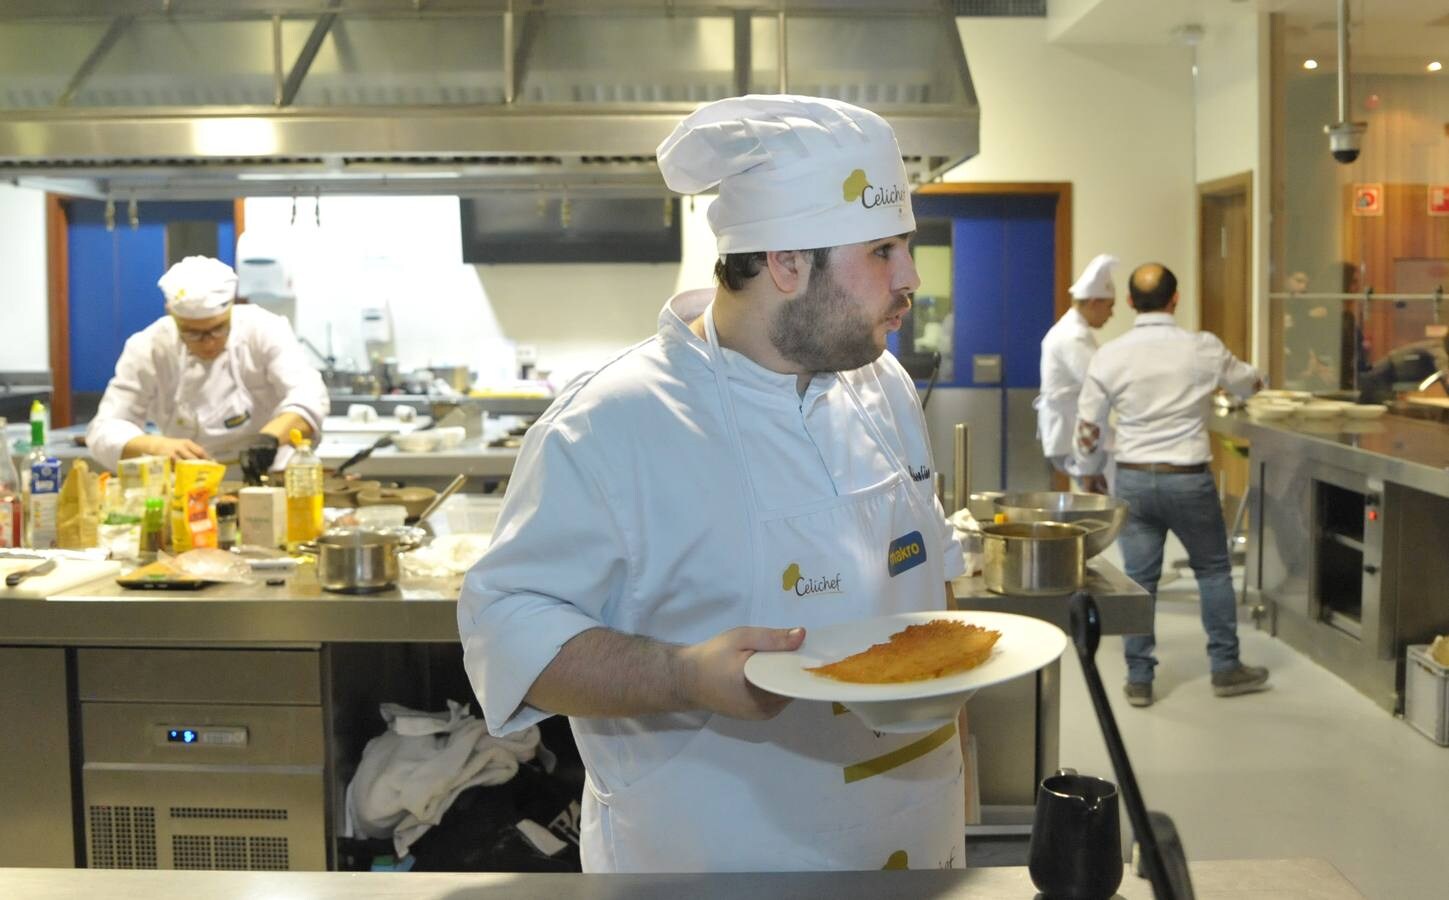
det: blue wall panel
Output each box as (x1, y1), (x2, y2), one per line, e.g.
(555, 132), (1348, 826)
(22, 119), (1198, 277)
(1001, 196), (1057, 388)
(67, 201), (237, 393)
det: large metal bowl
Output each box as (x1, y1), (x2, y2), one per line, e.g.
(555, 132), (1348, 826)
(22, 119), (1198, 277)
(992, 491), (1128, 559)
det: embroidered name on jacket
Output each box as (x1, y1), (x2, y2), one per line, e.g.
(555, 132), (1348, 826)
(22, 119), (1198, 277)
(781, 562), (844, 596)
(887, 531), (927, 577)
(908, 465), (931, 482)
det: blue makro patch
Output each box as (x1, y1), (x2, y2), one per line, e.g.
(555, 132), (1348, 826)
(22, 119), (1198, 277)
(887, 530), (927, 577)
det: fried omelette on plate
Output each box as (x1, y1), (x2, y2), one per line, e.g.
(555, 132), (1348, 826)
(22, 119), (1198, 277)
(805, 619), (1002, 684)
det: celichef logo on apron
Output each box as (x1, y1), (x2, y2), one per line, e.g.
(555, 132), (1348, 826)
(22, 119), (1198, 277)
(887, 530), (927, 577)
(781, 562), (843, 597)
(842, 169), (909, 216)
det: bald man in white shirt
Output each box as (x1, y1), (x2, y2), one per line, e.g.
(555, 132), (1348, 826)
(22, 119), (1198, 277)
(1075, 263), (1269, 709)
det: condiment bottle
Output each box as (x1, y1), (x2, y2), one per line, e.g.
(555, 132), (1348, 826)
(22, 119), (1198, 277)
(284, 429), (323, 550)
(215, 497), (238, 550)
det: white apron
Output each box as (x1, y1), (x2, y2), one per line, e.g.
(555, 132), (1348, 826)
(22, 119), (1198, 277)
(169, 346), (258, 464)
(580, 307), (965, 872)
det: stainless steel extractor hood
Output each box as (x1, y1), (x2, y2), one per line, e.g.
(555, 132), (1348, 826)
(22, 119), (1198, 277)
(0, 0), (980, 200)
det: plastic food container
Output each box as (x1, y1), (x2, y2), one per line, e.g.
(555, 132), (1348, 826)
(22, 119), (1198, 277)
(1405, 644), (1449, 746)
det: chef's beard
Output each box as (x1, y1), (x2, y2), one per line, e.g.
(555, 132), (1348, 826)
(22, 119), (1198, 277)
(769, 266), (908, 373)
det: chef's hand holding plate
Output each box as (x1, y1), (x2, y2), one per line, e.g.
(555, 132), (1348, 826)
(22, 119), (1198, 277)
(677, 626), (806, 720)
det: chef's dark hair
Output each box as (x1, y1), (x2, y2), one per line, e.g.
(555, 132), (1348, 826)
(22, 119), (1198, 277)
(715, 247), (832, 292)
(1129, 264), (1177, 312)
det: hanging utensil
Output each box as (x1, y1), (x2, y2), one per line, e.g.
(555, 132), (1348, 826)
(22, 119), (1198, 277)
(414, 473), (467, 528)
(335, 407), (467, 476)
(1068, 592), (1196, 899)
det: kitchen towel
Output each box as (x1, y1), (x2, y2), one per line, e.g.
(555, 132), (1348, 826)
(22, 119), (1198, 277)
(345, 699), (549, 856)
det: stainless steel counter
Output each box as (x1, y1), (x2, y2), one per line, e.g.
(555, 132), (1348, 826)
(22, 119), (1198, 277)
(1209, 409), (1449, 712)
(1210, 409), (1449, 499)
(316, 438), (519, 479)
(0, 558), (1148, 648)
(0, 565), (464, 646)
(0, 858), (1366, 899)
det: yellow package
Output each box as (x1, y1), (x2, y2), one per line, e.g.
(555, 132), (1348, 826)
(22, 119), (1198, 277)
(57, 460), (101, 549)
(170, 459), (224, 552)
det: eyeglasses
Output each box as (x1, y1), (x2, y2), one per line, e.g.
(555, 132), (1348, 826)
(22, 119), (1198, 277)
(177, 321), (231, 343)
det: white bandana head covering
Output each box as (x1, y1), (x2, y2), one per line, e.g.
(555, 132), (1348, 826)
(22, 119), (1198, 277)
(656, 94), (915, 254)
(1069, 253), (1119, 300)
(159, 256), (238, 319)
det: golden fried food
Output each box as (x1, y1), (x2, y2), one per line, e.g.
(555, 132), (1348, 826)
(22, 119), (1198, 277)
(806, 619), (1001, 684)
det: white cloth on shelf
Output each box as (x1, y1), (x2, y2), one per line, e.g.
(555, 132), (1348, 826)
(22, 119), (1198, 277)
(345, 700), (546, 857)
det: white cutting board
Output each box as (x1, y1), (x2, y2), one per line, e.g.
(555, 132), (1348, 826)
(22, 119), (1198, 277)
(0, 558), (123, 599)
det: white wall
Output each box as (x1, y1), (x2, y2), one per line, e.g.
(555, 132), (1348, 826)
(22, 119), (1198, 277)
(1193, 9), (1271, 368)
(478, 195), (719, 383)
(245, 194), (721, 388)
(0, 184), (49, 370)
(948, 17), (1197, 343)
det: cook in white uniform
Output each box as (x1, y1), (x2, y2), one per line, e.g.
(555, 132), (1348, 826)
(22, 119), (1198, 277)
(1034, 253), (1117, 492)
(458, 95), (968, 873)
(85, 256), (328, 477)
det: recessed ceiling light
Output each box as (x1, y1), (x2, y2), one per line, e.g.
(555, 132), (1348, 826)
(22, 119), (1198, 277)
(1303, 59), (1319, 70)
(1429, 61), (1443, 73)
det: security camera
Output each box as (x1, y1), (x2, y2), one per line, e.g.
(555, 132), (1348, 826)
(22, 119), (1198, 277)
(1325, 121), (1366, 165)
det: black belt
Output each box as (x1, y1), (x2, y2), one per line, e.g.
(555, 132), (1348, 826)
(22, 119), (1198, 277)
(1116, 462), (1209, 474)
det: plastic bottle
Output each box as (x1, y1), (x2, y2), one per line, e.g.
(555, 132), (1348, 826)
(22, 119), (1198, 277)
(284, 429), (323, 549)
(139, 496), (164, 562)
(0, 418), (22, 548)
(24, 412), (59, 549)
(29, 399), (48, 451)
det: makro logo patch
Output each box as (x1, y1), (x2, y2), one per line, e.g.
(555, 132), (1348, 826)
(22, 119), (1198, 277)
(842, 168), (909, 214)
(887, 531), (926, 577)
(781, 562), (844, 597)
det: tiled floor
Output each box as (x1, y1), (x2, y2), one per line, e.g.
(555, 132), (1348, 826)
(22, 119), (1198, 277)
(1049, 540), (1449, 900)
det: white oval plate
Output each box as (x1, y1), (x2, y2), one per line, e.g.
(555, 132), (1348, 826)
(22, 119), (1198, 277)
(744, 610), (1068, 733)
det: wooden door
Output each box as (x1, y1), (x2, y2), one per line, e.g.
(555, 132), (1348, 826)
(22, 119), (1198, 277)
(1199, 173), (1253, 521)
(1199, 174), (1252, 361)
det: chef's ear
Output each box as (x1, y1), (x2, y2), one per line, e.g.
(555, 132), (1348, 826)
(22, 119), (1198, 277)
(764, 250), (805, 295)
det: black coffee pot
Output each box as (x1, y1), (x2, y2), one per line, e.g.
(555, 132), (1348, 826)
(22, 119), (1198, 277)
(1028, 767), (1124, 900)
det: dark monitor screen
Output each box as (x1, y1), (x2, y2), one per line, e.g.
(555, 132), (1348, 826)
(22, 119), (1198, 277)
(460, 196), (682, 264)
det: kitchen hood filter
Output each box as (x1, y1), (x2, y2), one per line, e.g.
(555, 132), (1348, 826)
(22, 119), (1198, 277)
(0, 2), (980, 199)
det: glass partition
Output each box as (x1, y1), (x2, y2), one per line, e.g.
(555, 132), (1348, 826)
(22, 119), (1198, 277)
(1270, 4), (1449, 395)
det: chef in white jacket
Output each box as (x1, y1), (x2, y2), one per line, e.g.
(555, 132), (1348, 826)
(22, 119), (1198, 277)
(85, 255), (328, 476)
(1034, 253), (1118, 491)
(458, 95), (967, 873)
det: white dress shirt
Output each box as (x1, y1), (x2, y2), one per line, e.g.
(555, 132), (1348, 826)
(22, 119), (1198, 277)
(1075, 312), (1260, 470)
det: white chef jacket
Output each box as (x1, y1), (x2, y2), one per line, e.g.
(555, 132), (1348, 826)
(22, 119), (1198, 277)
(1075, 312), (1260, 471)
(86, 304), (328, 472)
(456, 290), (964, 852)
(1034, 306), (1098, 468)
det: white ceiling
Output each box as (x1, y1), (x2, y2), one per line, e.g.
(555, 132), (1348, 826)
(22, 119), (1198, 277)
(1048, 0), (1449, 73)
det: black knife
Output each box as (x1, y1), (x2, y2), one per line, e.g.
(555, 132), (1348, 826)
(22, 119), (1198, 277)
(6, 558), (57, 587)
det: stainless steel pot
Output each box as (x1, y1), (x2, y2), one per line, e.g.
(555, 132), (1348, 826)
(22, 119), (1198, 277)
(981, 521), (1086, 596)
(993, 492), (1126, 559)
(315, 528), (402, 594)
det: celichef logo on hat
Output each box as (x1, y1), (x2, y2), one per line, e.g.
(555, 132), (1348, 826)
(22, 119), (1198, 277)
(842, 168), (909, 213)
(781, 562), (843, 597)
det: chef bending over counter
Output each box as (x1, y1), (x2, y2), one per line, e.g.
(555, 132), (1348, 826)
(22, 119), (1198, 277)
(85, 255), (329, 478)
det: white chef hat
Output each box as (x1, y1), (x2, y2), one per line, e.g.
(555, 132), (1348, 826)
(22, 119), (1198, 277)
(656, 94), (914, 254)
(159, 256), (238, 319)
(1069, 253), (1119, 300)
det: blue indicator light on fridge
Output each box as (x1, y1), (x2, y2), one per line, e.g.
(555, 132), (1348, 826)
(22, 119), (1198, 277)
(167, 728), (198, 744)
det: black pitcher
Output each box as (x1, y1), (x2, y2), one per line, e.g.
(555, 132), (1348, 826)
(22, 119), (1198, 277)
(1027, 767), (1124, 900)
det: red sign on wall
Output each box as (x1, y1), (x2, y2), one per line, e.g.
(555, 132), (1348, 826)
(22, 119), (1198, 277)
(1353, 184), (1383, 216)
(1429, 186), (1449, 217)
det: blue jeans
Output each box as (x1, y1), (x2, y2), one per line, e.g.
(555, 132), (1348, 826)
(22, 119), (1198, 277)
(1115, 468), (1240, 684)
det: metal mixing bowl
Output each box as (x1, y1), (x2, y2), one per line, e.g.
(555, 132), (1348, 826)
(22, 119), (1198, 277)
(991, 491), (1128, 558)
